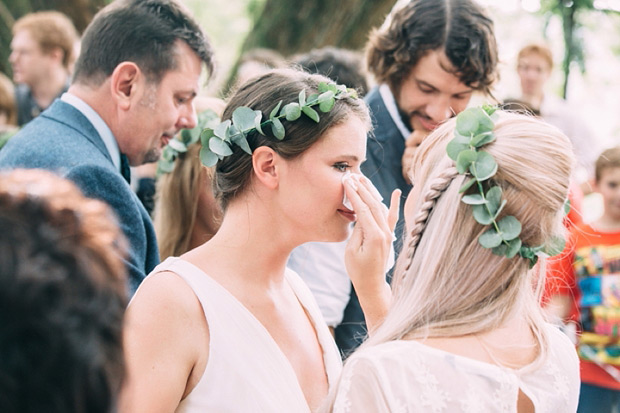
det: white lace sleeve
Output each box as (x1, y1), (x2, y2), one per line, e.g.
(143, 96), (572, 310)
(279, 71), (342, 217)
(332, 356), (393, 413)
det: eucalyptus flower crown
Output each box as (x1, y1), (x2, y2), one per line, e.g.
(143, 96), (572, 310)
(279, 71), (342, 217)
(198, 82), (357, 167)
(446, 105), (566, 268)
(157, 81), (357, 175)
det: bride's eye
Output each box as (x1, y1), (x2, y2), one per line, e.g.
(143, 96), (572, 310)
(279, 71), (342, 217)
(333, 162), (350, 172)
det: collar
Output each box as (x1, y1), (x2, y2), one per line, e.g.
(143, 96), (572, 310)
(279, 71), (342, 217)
(60, 92), (121, 172)
(378, 83), (412, 140)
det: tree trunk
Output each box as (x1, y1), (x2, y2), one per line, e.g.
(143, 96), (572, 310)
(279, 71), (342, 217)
(241, 0), (397, 56)
(561, 1), (576, 99)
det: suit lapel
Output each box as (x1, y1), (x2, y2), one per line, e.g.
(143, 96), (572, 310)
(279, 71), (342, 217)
(41, 100), (115, 165)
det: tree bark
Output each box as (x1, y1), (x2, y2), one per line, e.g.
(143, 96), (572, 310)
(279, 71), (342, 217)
(241, 0), (397, 56)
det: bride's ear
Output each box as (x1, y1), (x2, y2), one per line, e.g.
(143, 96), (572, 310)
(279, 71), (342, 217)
(251, 147), (280, 190)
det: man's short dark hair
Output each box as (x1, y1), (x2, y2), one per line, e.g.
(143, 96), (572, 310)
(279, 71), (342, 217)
(73, 0), (215, 85)
(366, 0), (498, 94)
(0, 170), (128, 413)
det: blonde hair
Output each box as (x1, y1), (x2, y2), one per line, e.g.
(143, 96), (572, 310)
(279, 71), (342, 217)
(365, 112), (573, 357)
(153, 143), (218, 260)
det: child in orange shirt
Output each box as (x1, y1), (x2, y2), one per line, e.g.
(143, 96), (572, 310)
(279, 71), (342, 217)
(547, 146), (620, 413)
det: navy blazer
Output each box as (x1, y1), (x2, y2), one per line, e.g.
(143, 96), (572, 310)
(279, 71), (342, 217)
(0, 99), (159, 294)
(335, 86), (413, 355)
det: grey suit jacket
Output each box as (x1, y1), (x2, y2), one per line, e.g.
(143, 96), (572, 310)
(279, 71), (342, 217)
(0, 99), (159, 294)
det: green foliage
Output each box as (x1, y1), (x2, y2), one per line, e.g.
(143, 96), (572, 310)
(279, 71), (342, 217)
(157, 108), (220, 176)
(448, 106), (566, 267)
(199, 81), (357, 167)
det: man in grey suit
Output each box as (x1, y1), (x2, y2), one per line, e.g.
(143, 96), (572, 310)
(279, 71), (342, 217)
(0, 0), (215, 293)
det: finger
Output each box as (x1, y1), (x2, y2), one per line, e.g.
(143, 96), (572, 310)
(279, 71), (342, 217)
(344, 179), (384, 233)
(349, 178), (392, 236)
(387, 189), (401, 232)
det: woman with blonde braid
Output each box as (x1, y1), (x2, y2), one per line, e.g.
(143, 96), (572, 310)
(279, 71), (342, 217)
(328, 109), (580, 412)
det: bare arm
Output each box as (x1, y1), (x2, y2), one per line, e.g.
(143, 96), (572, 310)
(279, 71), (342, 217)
(119, 271), (209, 413)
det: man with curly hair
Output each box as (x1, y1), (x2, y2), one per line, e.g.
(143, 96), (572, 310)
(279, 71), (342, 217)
(334, 0), (499, 355)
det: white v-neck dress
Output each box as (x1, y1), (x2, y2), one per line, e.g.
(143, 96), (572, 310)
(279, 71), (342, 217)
(145, 257), (342, 413)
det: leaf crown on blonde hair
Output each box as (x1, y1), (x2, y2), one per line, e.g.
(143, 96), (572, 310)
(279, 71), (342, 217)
(446, 105), (566, 268)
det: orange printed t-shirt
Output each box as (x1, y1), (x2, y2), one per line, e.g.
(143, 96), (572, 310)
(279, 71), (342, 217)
(547, 222), (620, 390)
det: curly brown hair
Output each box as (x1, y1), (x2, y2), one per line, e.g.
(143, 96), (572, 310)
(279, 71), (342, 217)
(366, 0), (498, 94)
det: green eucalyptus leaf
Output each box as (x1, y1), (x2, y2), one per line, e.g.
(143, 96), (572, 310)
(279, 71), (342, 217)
(459, 177), (477, 193)
(470, 131), (496, 148)
(494, 199), (507, 219)
(232, 106), (257, 131)
(472, 204), (494, 225)
(254, 111), (265, 135)
(306, 93), (319, 105)
(180, 128), (192, 144)
(492, 243), (508, 256)
(346, 88), (358, 99)
(461, 193), (487, 205)
(544, 236), (566, 257)
(161, 145), (175, 161)
(209, 137), (233, 156)
(167, 139), (187, 153)
(299, 89), (306, 106)
(497, 215), (522, 241)
(470, 151), (498, 181)
(476, 109), (495, 133)
(455, 108), (480, 136)
(213, 120), (231, 140)
(200, 146), (219, 167)
(317, 90), (335, 104)
(446, 135), (470, 161)
(456, 149), (477, 174)
(158, 159), (175, 174)
(482, 104), (497, 117)
(200, 128), (215, 146)
(327, 83), (338, 93)
(283, 102), (302, 121)
(232, 133), (252, 155)
(479, 228), (503, 248)
(563, 198), (571, 216)
(302, 105), (320, 123)
(269, 101), (283, 119)
(271, 117), (285, 140)
(486, 186), (502, 215)
(318, 82), (329, 93)
(505, 238), (522, 259)
(319, 98), (335, 113)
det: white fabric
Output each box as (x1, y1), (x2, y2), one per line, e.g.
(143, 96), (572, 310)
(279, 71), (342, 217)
(288, 241), (351, 327)
(333, 323), (580, 413)
(60, 93), (121, 172)
(540, 94), (598, 182)
(147, 257), (342, 413)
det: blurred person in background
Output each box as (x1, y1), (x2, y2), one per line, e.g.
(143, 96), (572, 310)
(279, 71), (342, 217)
(9, 11), (78, 126)
(0, 73), (18, 149)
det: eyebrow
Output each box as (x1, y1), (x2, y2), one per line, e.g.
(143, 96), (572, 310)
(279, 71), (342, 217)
(336, 155), (365, 163)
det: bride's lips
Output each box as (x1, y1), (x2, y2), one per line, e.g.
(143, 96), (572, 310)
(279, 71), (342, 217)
(338, 207), (356, 222)
(161, 134), (172, 146)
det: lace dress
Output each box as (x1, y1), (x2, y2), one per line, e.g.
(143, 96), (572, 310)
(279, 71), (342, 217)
(144, 257), (342, 413)
(333, 323), (579, 412)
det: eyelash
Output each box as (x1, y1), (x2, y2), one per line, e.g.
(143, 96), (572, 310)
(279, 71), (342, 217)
(333, 163), (350, 172)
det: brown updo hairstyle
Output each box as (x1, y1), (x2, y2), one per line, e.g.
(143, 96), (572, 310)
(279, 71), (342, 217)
(214, 68), (371, 210)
